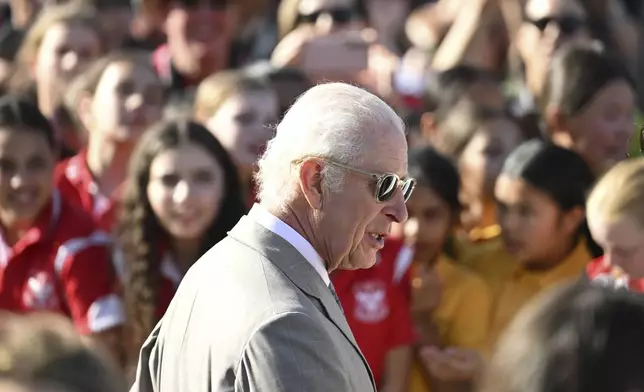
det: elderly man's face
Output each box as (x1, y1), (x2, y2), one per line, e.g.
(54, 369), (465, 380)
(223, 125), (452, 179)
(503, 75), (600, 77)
(320, 128), (410, 270)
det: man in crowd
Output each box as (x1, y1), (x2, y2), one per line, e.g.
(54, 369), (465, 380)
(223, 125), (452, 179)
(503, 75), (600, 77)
(130, 82), (414, 392)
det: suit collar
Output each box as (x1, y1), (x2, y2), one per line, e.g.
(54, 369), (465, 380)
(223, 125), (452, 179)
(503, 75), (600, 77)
(228, 215), (376, 389)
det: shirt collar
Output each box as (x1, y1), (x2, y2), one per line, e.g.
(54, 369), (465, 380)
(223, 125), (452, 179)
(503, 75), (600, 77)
(515, 240), (591, 288)
(248, 204), (330, 286)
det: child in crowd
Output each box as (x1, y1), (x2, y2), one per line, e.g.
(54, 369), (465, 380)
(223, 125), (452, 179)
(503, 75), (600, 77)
(193, 70), (278, 205)
(490, 140), (596, 345)
(10, 2), (107, 119)
(55, 51), (165, 231)
(116, 120), (246, 371)
(586, 158), (644, 290)
(543, 44), (635, 176)
(0, 96), (123, 360)
(388, 146), (491, 392)
(428, 98), (525, 292)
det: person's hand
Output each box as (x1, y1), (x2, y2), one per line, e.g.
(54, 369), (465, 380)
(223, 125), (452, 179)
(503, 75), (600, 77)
(355, 40), (400, 103)
(411, 266), (442, 313)
(420, 346), (483, 381)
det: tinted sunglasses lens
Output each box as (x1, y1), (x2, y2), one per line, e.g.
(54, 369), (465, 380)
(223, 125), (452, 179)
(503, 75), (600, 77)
(402, 179), (416, 202)
(376, 175), (398, 202)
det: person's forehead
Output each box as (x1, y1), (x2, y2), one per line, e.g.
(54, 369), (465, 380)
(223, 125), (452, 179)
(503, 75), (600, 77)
(363, 129), (408, 176)
(525, 0), (585, 19)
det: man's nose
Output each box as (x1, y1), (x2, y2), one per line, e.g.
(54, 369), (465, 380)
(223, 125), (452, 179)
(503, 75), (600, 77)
(386, 189), (408, 223)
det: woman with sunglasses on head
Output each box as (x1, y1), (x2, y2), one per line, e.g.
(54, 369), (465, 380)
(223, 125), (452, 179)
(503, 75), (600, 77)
(116, 119), (246, 375)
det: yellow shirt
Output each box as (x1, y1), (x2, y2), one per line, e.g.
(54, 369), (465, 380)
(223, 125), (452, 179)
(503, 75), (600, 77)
(409, 256), (492, 392)
(488, 242), (591, 348)
(455, 225), (516, 300)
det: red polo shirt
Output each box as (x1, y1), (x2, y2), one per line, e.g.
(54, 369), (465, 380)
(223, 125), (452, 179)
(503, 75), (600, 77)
(586, 256), (644, 292)
(54, 150), (118, 231)
(0, 191), (125, 334)
(332, 239), (417, 386)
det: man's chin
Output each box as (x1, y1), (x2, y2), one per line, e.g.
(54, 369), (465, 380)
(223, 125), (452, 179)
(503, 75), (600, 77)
(339, 255), (378, 270)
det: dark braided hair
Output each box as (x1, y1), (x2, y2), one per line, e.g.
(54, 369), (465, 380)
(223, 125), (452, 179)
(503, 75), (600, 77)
(118, 119), (246, 362)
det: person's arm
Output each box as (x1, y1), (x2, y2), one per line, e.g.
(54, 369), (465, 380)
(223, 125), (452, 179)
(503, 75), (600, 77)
(431, 0), (498, 71)
(56, 232), (126, 366)
(379, 346), (413, 392)
(237, 312), (356, 392)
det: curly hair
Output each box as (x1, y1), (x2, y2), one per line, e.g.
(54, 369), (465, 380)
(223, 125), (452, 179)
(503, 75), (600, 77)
(118, 119), (246, 360)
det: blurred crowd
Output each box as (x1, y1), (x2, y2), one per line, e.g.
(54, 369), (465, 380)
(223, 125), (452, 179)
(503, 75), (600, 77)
(0, 0), (643, 391)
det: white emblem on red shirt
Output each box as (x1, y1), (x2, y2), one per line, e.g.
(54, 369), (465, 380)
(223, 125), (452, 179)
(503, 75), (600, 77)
(23, 271), (60, 310)
(353, 280), (389, 323)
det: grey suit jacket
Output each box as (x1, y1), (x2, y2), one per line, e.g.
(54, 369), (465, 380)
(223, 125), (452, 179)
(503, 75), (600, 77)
(130, 215), (376, 392)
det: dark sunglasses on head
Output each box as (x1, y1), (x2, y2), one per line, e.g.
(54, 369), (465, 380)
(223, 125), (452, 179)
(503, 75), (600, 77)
(323, 159), (416, 203)
(297, 7), (354, 25)
(526, 15), (585, 35)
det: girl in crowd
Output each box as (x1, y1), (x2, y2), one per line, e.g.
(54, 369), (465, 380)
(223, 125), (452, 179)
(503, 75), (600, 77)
(55, 51), (165, 231)
(117, 120), (246, 369)
(543, 44), (635, 176)
(586, 158), (644, 290)
(0, 96), (123, 362)
(427, 98), (524, 289)
(481, 282), (644, 392)
(393, 146), (491, 392)
(10, 2), (107, 121)
(490, 140), (595, 345)
(193, 70), (278, 205)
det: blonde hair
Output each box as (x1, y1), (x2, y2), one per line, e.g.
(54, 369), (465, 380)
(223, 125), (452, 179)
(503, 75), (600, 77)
(193, 70), (271, 122)
(9, 1), (107, 92)
(587, 158), (644, 228)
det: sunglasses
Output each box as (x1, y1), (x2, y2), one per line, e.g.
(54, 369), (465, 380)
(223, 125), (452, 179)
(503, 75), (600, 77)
(525, 15), (585, 35)
(297, 7), (354, 25)
(319, 159), (416, 203)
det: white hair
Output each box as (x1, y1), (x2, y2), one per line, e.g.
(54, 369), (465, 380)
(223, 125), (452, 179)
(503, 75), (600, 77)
(255, 82), (405, 212)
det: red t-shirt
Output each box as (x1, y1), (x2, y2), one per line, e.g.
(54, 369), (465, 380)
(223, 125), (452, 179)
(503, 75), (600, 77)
(586, 256), (644, 291)
(332, 238), (417, 386)
(0, 191), (124, 334)
(54, 150), (119, 231)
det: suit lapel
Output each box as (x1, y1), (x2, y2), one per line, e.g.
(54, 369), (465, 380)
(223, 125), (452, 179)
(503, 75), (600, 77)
(228, 216), (376, 390)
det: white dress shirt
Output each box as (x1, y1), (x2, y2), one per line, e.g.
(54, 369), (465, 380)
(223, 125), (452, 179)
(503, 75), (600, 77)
(249, 204), (331, 286)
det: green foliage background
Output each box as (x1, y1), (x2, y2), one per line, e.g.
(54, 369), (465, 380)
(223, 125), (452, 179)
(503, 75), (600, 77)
(628, 112), (643, 158)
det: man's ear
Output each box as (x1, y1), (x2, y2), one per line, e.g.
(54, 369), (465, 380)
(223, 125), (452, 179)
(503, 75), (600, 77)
(298, 159), (324, 210)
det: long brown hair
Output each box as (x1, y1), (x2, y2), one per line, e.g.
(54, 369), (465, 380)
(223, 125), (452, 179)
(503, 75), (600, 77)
(118, 120), (246, 361)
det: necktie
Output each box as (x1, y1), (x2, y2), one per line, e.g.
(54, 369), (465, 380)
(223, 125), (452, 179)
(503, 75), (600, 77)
(328, 282), (344, 314)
